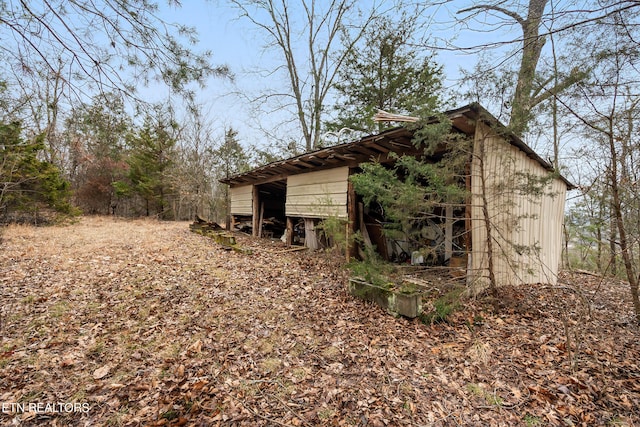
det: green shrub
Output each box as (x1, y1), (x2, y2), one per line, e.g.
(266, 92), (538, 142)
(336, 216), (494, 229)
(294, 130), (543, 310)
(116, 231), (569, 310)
(419, 286), (464, 324)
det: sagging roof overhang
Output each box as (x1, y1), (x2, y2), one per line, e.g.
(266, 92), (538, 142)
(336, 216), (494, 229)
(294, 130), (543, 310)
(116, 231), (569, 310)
(220, 126), (417, 187)
(221, 103), (575, 190)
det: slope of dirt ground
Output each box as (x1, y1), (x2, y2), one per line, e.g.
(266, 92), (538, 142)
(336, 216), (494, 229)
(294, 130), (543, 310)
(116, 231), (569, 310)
(0, 217), (638, 426)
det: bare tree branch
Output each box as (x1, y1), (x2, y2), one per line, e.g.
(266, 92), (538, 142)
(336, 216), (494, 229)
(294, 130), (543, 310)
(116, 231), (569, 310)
(458, 4), (525, 26)
(0, 0), (225, 102)
(228, 0), (385, 152)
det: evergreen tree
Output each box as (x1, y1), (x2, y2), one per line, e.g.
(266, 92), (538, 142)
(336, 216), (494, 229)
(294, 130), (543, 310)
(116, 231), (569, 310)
(215, 128), (251, 180)
(213, 128), (251, 223)
(327, 15), (443, 137)
(350, 117), (469, 262)
(118, 115), (176, 218)
(1, 121), (74, 222)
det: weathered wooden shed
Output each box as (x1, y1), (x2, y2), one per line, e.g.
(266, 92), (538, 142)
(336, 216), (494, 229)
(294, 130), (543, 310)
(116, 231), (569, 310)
(221, 104), (573, 287)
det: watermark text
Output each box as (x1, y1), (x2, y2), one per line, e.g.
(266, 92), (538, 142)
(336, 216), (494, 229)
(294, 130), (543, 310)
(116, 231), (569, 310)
(1, 402), (90, 414)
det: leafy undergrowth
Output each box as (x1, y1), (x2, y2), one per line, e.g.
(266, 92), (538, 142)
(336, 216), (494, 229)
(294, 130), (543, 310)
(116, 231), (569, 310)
(0, 217), (638, 426)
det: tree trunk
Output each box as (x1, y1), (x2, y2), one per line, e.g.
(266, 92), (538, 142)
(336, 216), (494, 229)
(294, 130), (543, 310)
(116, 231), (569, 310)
(608, 124), (640, 323)
(597, 195), (604, 273)
(477, 136), (498, 298)
(509, 0), (548, 135)
(610, 198), (618, 276)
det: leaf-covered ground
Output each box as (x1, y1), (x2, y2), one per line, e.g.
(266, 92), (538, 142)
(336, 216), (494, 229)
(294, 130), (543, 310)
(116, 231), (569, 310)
(0, 217), (638, 426)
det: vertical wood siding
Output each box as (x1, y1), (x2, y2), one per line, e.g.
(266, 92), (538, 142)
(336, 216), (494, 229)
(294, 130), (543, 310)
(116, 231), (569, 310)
(230, 185), (253, 215)
(286, 167), (349, 218)
(470, 123), (567, 289)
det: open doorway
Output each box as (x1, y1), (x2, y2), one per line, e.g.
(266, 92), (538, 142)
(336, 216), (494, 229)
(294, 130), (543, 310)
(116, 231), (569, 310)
(358, 198), (468, 266)
(255, 180), (286, 238)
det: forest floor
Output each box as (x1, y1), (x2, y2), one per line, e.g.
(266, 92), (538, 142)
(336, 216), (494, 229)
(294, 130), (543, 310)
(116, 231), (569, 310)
(0, 216), (639, 426)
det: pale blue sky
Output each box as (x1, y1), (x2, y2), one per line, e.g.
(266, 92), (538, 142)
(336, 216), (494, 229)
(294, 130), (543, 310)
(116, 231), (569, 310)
(148, 1), (528, 150)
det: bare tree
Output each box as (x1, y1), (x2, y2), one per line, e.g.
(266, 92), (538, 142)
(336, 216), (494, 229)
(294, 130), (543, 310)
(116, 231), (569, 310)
(560, 10), (640, 323)
(228, 0), (383, 151)
(7, 59), (70, 168)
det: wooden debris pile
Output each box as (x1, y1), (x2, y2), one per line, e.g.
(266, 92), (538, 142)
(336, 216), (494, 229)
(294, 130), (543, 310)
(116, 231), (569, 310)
(189, 216), (252, 254)
(188, 215), (223, 233)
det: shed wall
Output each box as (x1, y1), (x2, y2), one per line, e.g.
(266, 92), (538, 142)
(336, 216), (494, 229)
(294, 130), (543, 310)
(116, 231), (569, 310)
(469, 123), (567, 289)
(286, 167), (349, 219)
(230, 185), (253, 215)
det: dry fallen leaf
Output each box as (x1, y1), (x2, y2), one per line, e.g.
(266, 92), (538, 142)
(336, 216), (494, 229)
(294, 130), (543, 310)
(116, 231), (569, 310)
(60, 357), (76, 368)
(0, 218), (638, 426)
(176, 364), (185, 378)
(188, 339), (202, 354)
(93, 364), (110, 380)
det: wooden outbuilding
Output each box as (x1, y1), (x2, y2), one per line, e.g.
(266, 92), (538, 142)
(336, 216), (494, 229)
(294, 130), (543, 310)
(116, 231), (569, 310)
(220, 104), (573, 287)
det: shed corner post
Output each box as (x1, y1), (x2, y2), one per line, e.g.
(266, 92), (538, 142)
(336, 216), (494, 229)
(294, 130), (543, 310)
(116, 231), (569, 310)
(252, 185), (259, 237)
(286, 217), (294, 247)
(347, 177), (358, 262)
(465, 157), (473, 275)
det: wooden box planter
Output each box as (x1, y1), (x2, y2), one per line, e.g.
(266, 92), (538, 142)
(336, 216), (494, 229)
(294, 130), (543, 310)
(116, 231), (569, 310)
(348, 278), (422, 318)
(211, 232), (236, 246)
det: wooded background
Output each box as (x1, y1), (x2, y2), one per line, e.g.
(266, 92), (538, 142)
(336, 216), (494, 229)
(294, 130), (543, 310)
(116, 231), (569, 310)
(1, 1), (639, 301)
